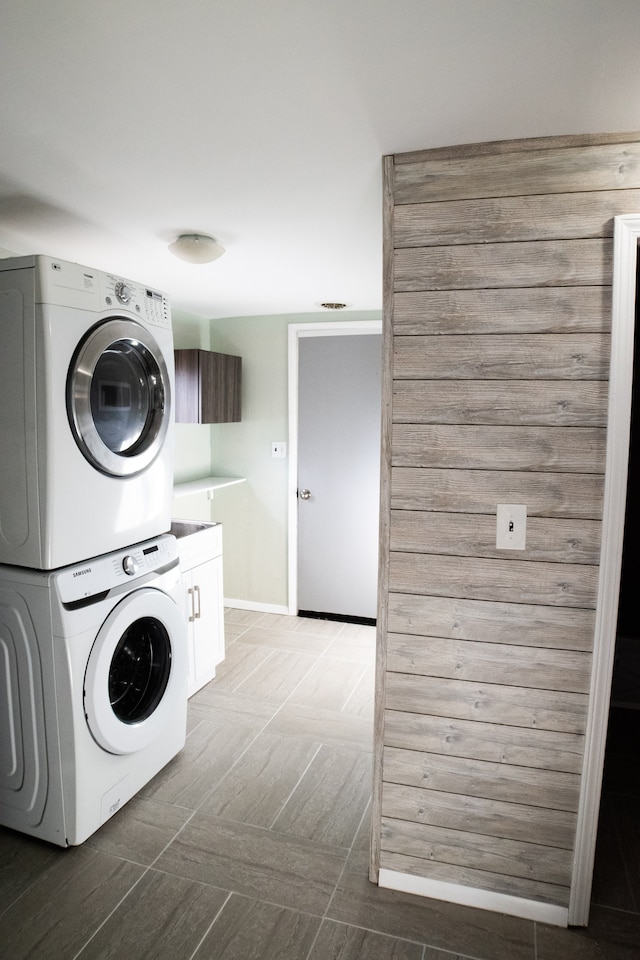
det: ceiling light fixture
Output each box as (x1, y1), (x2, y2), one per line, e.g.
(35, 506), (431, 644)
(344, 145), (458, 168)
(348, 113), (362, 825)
(169, 234), (225, 264)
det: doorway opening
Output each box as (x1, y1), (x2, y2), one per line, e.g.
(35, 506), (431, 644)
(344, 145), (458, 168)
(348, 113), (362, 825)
(287, 320), (382, 618)
(590, 240), (640, 911)
(570, 216), (640, 925)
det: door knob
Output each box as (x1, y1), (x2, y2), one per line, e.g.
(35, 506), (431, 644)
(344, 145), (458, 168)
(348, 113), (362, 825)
(299, 488), (311, 500)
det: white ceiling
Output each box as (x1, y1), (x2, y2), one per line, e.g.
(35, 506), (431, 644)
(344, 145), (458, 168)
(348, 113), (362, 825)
(1, 0), (640, 319)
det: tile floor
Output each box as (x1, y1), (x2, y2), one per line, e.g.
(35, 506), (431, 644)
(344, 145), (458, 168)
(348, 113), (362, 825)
(1, 610), (640, 959)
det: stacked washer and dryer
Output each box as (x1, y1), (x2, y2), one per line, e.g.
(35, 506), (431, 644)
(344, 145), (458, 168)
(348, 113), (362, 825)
(0, 255), (187, 846)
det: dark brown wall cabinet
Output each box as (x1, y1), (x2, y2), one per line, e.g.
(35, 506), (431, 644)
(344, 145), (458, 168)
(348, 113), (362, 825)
(174, 349), (242, 423)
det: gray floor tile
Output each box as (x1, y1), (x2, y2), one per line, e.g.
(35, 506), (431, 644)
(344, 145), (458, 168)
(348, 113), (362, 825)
(0, 827), (60, 912)
(328, 856), (535, 960)
(536, 906), (640, 959)
(267, 701), (374, 752)
(238, 623), (333, 656)
(0, 846), (144, 960)
(257, 613), (347, 638)
(188, 685), (278, 729)
(289, 657), (370, 712)
(209, 641), (274, 691)
(234, 648), (318, 701)
(342, 667), (376, 718)
(194, 893), (321, 959)
(309, 919), (425, 959)
(200, 732), (321, 827)
(139, 719), (257, 809)
(155, 811), (348, 915)
(273, 744), (372, 846)
(85, 795), (192, 865)
(76, 869), (229, 959)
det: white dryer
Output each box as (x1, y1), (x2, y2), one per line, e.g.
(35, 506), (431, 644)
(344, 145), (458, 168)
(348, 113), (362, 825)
(0, 533), (187, 847)
(0, 255), (175, 569)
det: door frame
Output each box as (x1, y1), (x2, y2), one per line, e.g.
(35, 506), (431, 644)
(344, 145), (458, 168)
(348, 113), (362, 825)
(570, 215), (640, 925)
(287, 319), (382, 616)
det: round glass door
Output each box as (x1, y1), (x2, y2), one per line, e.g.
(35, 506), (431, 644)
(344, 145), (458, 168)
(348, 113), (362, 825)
(67, 318), (171, 477)
(84, 588), (186, 755)
(109, 617), (172, 725)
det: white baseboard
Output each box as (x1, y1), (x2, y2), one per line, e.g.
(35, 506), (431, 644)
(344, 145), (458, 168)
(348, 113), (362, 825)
(378, 869), (568, 928)
(224, 598), (291, 616)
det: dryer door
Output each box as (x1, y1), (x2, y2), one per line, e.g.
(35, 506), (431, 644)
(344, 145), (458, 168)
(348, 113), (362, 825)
(84, 587), (187, 755)
(67, 318), (171, 477)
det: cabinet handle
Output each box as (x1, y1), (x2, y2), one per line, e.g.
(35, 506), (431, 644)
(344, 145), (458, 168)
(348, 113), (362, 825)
(188, 586), (196, 622)
(194, 584), (201, 620)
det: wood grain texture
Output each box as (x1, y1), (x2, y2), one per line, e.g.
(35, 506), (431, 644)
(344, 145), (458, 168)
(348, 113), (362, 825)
(382, 747), (580, 812)
(379, 849), (570, 907)
(384, 673), (588, 734)
(393, 140), (640, 203)
(389, 511), (601, 564)
(393, 335), (610, 382)
(392, 424), (606, 474)
(383, 710), (586, 774)
(394, 189), (640, 247)
(387, 594), (596, 651)
(389, 552), (599, 608)
(393, 287), (611, 335)
(393, 379), (609, 426)
(381, 783), (576, 848)
(381, 816), (573, 885)
(386, 634), (591, 694)
(390, 467), (604, 517)
(394, 239), (612, 292)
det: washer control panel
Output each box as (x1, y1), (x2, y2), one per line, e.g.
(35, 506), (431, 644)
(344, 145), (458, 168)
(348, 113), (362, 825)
(56, 534), (178, 604)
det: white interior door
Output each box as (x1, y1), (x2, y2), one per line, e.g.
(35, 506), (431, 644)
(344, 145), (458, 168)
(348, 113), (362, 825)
(296, 332), (381, 620)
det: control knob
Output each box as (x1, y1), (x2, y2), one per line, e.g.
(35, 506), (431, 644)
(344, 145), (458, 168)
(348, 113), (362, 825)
(114, 281), (133, 304)
(122, 555), (138, 576)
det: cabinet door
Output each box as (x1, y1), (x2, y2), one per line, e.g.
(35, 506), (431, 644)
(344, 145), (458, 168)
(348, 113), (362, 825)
(174, 349), (241, 423)
(186, 556), (225, 696)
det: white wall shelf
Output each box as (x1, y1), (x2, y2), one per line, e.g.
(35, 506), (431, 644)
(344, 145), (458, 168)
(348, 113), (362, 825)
(173, 476), (246, 499)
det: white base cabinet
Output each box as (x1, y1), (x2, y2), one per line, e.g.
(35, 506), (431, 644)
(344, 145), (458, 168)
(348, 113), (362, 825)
(172, 520), (225, 697)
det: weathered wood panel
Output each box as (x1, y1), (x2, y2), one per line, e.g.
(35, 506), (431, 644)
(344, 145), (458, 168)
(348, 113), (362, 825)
(393, 287), (611, 335)
(393, 335), (609, 381)
(394, 189), (640, 247)
(387, 595), (596, 651)
(392, 424), (606, 474)
(382, 783), (576, 848)
(393, 140), (640, 203)
(389, 511), (601, 564)
(379, 849), (570, 907)
(393, 379), (609, 426)
(381, 817), (574, 885)
(385, 674), (588, 734)
(390, 467), (604, 517)
(394, 239), (612, 292)
(387, 634), (591, 694)
(382, 747), (580, 811)
(383, 711), (585, 773)
(389, 553), (599, 608)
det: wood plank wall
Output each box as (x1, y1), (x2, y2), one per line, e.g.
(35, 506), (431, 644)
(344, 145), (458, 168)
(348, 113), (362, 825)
(371, 132), (640, 910)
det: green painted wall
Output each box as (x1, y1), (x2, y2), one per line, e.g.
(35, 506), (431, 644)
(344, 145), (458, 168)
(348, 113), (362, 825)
(205, 310), (381, 610)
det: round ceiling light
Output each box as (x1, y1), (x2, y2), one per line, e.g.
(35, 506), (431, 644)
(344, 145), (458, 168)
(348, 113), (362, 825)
(169, 234), (225, 264)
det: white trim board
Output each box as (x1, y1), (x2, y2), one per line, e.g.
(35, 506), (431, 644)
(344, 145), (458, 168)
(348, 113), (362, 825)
(378, 870), (568, 928)
(569, 215), (640, 925)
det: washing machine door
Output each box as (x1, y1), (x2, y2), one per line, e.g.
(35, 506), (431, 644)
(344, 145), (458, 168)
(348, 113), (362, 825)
(84, 587), (186, 755)
(67, 318), (171, 477)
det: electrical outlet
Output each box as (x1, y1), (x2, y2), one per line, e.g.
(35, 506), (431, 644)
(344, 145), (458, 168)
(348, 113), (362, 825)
(496, 504), (527, 550)
(271, 441), (287, 458)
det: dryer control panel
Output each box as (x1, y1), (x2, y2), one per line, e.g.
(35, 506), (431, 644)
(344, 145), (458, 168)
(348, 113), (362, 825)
(55, 534), (178, 604)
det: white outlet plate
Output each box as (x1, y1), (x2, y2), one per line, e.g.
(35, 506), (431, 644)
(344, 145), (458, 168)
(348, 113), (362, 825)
(496, 504), (527, 550)
(272, 441), (287, 458)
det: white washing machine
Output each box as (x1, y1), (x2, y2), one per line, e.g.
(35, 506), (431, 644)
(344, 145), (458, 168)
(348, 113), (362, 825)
(0, 254), (175, 569)
(0, 533), (187, 847)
